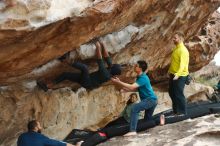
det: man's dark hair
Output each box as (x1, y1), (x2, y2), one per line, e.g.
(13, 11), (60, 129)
(27, 120), (38, 131)
(137, 60), (148, 72)
(110, 64), (122, 76)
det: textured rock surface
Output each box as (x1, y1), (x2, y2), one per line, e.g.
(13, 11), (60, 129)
(0, 0), (93, 29)
(99, 114), (220, 146)
(0, 0), (219, 84)
(187, 11), (220, 72)
(0, 82), (214, 146)
(0, 1), (220, 146)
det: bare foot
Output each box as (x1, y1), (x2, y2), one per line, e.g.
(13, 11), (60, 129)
(123, 132), (137, 137)
(160, 114), (165, 126)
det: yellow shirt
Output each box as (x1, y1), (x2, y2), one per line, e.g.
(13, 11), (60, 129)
(168, 42), (189, 77)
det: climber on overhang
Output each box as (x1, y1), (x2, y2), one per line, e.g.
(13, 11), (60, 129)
(37, 39), (122, 91)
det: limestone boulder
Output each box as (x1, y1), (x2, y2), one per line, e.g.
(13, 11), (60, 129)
(0, 0), (219, 84)
(0, 1), (220, 146)
(0, 85), (127, 146)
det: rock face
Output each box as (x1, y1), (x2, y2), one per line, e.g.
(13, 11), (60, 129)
(154, 82), (214, 114)
(187, 11), (220, 72)
(0, 85), (127, 146)
(0, 82), (214, 146)
(0, 0), (219, 84)
(0, 0), (220, 146)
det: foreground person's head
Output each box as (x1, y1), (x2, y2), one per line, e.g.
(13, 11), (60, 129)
(28, 120), (42, 133)
(173, 32), (184, 45)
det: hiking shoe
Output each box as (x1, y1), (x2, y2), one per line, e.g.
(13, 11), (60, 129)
(37, 81), (48, 92)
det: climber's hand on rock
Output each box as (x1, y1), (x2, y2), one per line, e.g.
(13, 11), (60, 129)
(111, 77), (120, 83)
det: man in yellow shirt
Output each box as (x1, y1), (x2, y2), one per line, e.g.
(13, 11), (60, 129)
(168, 32), (189, 115)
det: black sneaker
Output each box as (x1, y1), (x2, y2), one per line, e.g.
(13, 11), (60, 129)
(37, 81), (48, 92)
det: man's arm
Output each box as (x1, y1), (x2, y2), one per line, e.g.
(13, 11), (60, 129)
(95, 41), (102, 59)
(111, 77), (139, 91)
(99, 40), (112, 67)
(44, 137), (73, 146)
(121, 87), (137, 92)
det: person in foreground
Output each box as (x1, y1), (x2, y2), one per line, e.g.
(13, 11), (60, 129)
(17, 120), (75, 146)
(111, 60), (158, 136)
(168, 32), (189, 116)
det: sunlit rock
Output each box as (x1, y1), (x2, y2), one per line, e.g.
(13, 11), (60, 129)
(0, 0), (220, 146)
